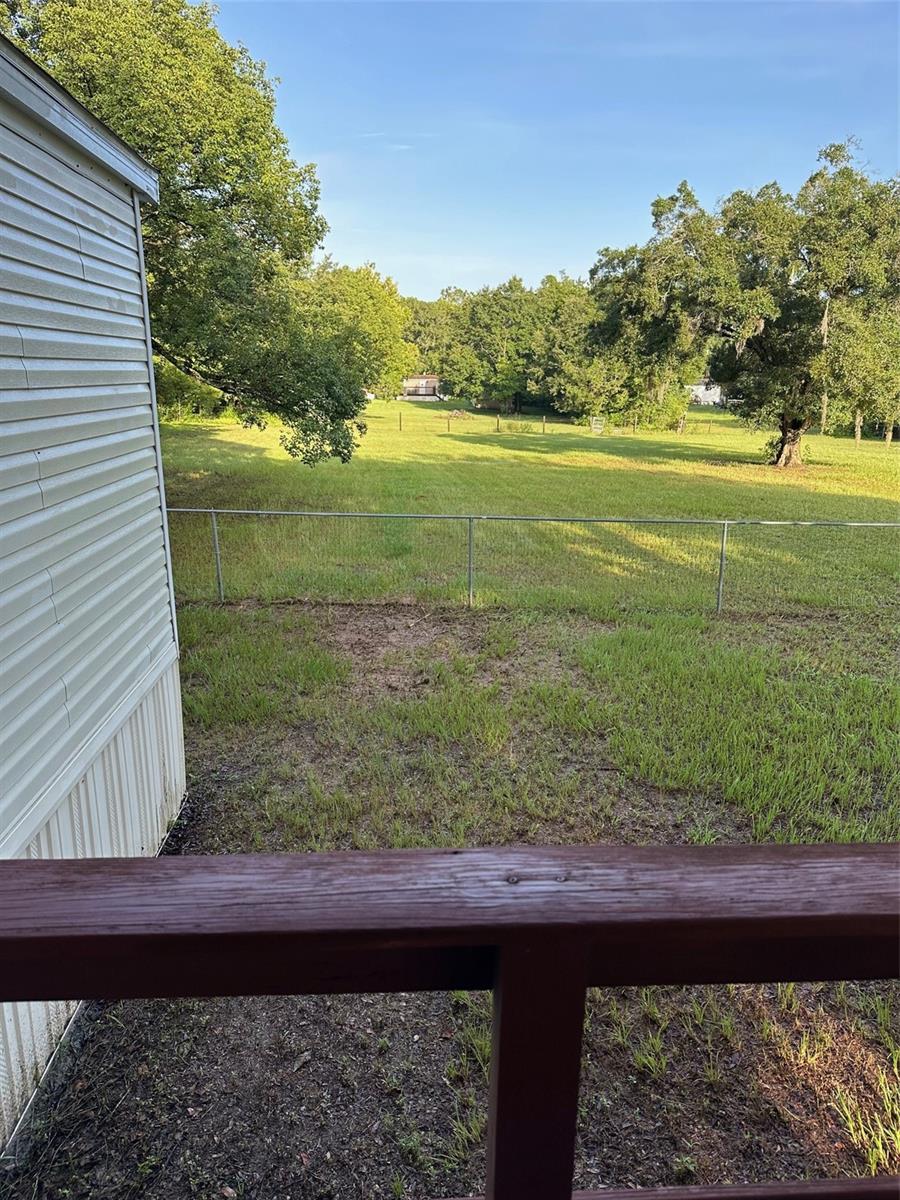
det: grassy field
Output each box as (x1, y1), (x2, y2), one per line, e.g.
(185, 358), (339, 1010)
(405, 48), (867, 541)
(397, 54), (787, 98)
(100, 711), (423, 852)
(163, 400), (899, 615)
(7, 403), (898, 1198)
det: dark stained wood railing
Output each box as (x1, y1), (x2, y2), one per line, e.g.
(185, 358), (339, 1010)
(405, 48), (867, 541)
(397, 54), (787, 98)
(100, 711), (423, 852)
(1, 843), (897, 1200)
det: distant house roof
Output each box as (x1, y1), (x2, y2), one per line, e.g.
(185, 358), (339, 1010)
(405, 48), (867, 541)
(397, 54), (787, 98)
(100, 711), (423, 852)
(0, 34), (159, 202)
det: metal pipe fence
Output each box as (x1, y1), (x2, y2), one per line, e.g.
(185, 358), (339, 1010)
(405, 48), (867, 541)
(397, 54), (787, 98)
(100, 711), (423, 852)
(167, 507), (900, 616)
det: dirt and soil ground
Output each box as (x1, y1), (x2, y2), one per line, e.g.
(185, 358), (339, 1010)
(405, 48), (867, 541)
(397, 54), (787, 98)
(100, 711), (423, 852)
(2, 603), (897, 1199)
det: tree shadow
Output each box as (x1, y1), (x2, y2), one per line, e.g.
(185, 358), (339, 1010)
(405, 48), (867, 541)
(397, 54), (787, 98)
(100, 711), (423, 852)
(442, 430), (766, 466)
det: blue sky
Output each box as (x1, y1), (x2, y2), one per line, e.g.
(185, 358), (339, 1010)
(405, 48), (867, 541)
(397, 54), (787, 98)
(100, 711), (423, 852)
(213, 1), (899, 298)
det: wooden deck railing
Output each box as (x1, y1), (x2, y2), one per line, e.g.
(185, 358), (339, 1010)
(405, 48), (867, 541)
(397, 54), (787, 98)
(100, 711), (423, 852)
(1, 843), (897, 1199)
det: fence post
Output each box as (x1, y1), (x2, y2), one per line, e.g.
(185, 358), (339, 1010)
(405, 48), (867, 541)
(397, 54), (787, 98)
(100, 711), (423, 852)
(497, 414), (501, 433)
(542, 414), (546, 434)
(486, 939), (587, 1200)
(467, 517), (475, 607)
(210, 510), (224, 602)
(716, 519), (729, 614)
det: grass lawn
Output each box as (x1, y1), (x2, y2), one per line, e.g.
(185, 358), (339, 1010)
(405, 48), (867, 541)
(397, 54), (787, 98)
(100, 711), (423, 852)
(6, 406), (898, 1198)
(162, 401), (899, 615)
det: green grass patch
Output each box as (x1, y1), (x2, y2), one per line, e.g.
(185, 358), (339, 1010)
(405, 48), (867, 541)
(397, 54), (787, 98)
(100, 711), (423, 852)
(176, 604), (899, 849)
(573, 617), (899, 842)
(178, 605), (348, 727)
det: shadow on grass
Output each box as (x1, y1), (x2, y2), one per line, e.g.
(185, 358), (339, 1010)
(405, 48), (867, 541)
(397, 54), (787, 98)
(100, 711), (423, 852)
(161, 418), (897, 612)
(161, 422), (896, 522)
(441, 430), (765, 467)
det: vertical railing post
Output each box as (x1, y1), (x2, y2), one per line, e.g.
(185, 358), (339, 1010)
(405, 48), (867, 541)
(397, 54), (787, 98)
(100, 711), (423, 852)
(467, 517), (475, 607)
(486, 939), (587, 1200)
(210, 510), (224, 602)
(716, 519), (729, 614)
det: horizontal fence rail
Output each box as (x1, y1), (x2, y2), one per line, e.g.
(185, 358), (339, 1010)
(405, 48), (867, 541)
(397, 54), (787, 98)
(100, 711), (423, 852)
(465, 1183), (900, 1200)
(166, 507), (900, 615)
(1, 844), (898, 1200)
(168, 507), (900, 527)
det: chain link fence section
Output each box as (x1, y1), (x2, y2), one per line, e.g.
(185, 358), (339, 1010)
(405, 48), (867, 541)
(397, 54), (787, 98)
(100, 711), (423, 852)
(471, 517), (725, 615)
(167, 508), (899, 616)
(169, 509), (470, 604)
(720, 520), (900, 615)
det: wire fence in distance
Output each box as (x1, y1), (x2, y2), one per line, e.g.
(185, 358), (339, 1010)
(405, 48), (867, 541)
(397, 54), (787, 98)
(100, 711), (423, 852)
(167, 508), (900, 618)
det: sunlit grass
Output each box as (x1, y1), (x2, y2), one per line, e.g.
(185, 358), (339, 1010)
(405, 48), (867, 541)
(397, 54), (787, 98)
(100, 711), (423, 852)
(177, 604), (899, 848)
(162, 401), (898, 614)
(573, 618), (899, 842)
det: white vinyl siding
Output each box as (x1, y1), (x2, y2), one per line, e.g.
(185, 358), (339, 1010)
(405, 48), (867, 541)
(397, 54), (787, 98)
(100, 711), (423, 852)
(0, 660), (184, 1142)
(1, 41), (184, 1145)
(0, 101), (179, 853)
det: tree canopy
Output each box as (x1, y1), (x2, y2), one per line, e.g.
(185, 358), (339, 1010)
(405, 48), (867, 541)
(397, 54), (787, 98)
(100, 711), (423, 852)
(632, 145), (900, 464)
(4, 0), (413, 462)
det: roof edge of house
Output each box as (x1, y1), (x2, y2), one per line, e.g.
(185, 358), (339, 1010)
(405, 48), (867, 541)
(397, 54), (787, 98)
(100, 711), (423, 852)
(0, 33), (159, 203)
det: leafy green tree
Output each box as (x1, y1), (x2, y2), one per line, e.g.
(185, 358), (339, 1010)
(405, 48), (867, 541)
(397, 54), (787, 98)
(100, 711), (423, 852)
(5, 0), (398, 462)
(589, 189), (710, 430)
(403, 294), (458, 374)
(798, 144), (900, 434)
(526, 275), (626, 419)
(411, 280), (541, 410)
(460, 278), (540, 411)
(310, 263), (416, 401)
(699, 147), (898, 465)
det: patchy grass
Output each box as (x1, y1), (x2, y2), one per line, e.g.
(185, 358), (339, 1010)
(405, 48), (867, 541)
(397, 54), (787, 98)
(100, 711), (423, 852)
(7, 602), (897, 1200)
(163, 401), (899, 614)
(174, 603), (898, 849)
(573, 618), (899, 842)
(178, 605), (348, 726)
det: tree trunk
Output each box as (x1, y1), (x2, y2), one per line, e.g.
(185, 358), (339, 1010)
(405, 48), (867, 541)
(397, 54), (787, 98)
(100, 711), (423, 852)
(854, 409), (863, 448)
(819, 391), (828, 434)
(887, 423), (895, 446)
(772, 421), (805, 467)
